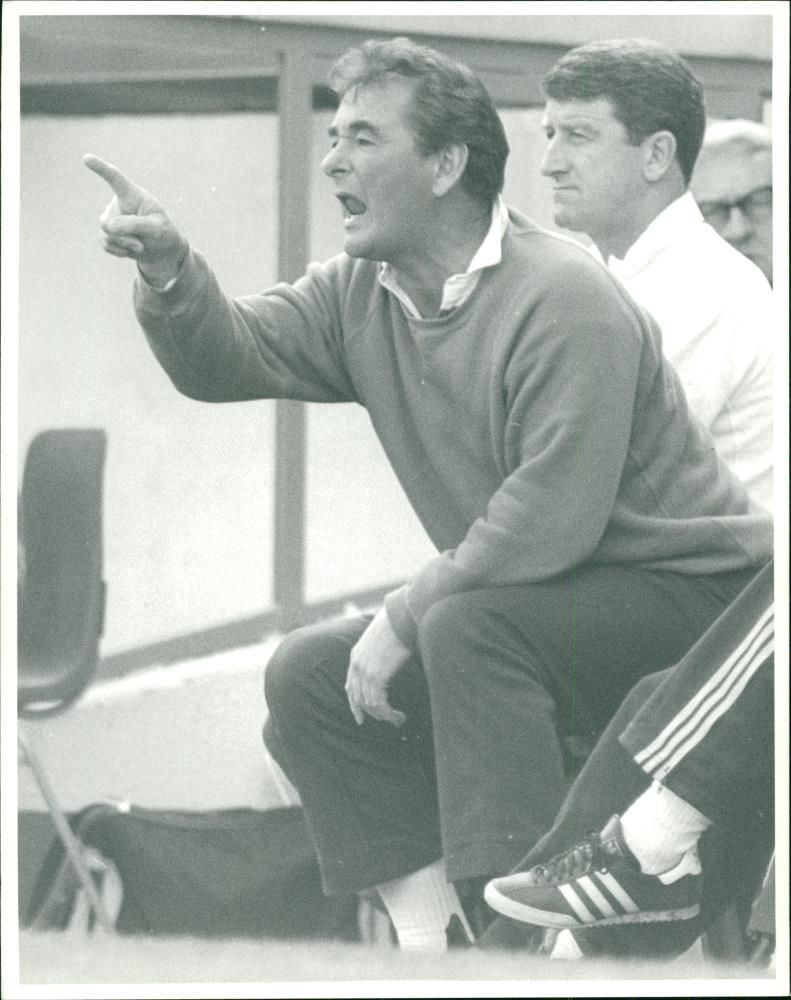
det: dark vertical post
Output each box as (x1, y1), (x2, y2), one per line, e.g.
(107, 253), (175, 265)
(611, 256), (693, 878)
(273, 43), (311, 630)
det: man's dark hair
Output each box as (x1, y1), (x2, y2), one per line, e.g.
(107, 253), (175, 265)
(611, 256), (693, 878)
(542, 38), (706, 184)
(329, 36), (509, 206)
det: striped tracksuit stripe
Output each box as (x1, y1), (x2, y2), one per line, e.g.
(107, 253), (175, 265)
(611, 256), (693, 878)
(634, 605), (774, 780)
(619, 560), (774, 824)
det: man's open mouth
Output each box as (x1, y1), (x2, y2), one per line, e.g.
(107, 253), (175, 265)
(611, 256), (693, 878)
(338, 194), (367, 220)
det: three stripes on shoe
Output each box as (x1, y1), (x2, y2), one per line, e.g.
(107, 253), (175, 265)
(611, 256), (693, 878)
(551, 870), (697, 927)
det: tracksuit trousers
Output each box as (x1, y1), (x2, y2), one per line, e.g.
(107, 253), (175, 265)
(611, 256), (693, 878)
(262, 563), (757, 898)
(480, 560), (774, 956)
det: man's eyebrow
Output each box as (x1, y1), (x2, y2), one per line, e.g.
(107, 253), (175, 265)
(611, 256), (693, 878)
(327, 119), (384, 139)
(560, 115), (606, 129)
(541, 115), (599, 129)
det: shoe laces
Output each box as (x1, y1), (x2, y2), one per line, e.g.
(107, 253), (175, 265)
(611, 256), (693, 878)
(530, 833), (605, 886)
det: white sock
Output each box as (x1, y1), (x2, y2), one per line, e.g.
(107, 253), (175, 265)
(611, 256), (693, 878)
(376, 860), (473, 953)
(620, 781), (711, 875)
(550, 929), (584, 960)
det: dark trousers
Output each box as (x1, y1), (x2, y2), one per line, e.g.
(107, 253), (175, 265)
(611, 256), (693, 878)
(480, 561), (774, 956)
(263, 563), (756, 897)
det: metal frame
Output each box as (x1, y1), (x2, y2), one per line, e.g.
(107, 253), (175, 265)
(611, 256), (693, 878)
(273, 43), (311, 632)
(18, 728), (115, 932)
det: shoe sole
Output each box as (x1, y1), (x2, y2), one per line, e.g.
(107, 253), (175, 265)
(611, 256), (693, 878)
(484, 883), (700, 929)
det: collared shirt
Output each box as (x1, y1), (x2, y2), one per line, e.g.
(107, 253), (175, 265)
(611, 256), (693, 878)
(605, 192), (705, 284)
(603, 191), (774, 511)
(378, 196), (509, 318)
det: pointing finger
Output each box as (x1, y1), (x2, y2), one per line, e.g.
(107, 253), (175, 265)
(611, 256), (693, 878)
(83, 153), (145, 212)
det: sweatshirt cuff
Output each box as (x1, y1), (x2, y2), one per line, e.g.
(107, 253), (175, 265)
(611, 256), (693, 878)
(384, 585), (419, 649)
(134, 247), (204, 317)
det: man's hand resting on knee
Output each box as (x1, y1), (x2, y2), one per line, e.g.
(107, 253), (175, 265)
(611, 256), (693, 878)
(346, 608), (409, 727)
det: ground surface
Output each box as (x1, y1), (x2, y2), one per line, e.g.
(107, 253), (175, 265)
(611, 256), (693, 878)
(13, 930), (773, 998)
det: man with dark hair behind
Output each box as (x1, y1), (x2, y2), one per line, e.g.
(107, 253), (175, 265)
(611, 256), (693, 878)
(478, 37), (777, 963)
(541, 38), (773, 513)
(85, 36), (770, 953)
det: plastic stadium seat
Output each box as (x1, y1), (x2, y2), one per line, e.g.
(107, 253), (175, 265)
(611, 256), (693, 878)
(18, 428), (113, 931)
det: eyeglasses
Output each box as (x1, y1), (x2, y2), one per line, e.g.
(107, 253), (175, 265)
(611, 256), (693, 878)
(697, 186), (773, 230)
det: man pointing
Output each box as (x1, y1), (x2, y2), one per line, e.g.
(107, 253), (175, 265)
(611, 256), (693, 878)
(86, 37), (770, 951)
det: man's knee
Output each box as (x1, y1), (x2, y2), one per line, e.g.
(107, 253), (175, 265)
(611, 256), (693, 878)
(418, 591), (488, 651)
(418, 589), (549, 685)
(619, 669), (668, 717)
(264, 624), (352, 715)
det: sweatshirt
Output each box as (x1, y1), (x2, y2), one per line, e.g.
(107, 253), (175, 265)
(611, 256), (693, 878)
(134, 208), (772, 648)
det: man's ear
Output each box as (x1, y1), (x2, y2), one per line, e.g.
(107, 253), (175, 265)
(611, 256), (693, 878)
(433, 143), (469, 197)
(643, 130), (677, 182)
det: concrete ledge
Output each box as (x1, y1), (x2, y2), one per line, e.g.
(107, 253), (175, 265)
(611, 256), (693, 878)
(18, 638), (299, 813)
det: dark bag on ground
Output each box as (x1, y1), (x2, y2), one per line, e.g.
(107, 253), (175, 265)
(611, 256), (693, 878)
(23, 802), (360, 941)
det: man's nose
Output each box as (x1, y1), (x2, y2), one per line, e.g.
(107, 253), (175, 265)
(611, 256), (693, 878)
(540, 140), (566, 177)
(720, 204), (752, 243)
(321, 144), (350, 178)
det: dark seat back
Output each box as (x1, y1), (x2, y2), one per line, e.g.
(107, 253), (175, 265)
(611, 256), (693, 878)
(18, 428), (107, 715)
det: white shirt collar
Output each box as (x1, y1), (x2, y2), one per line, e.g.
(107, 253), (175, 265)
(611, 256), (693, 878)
(379, 196), (509, 318)
(607, 192), (702, 281)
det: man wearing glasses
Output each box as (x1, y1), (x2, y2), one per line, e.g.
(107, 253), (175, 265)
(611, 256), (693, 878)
(539, 39), (774, 513)
(692, 119), (773, 285)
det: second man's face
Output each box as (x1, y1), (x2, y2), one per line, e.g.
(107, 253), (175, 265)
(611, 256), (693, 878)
(691, 146), (773, 284)
(321, 78), (440, 266)
(540, 97), (647, 251)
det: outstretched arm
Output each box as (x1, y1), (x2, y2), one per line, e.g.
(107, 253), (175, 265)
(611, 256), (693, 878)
(83, 154), (357, 404)
(83, 154), (188, 288)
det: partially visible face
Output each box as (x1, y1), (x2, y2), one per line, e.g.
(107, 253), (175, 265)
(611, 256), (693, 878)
(540, 97), (647, 249)
(691, 144), (773, 283)
(321, 77), (439, 264)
